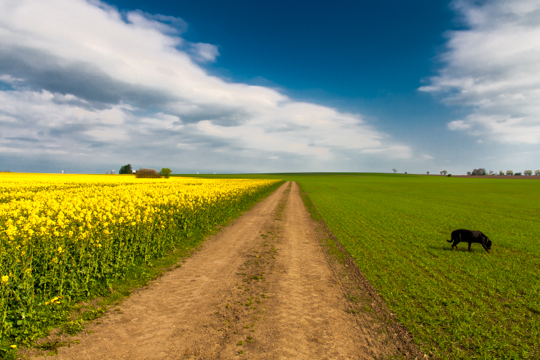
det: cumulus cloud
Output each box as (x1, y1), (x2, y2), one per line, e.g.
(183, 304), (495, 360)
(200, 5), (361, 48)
(420, 0), (540, 144)
(0, 0), (415, 172)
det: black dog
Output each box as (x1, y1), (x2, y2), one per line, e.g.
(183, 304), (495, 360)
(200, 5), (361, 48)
(447, 229), (492, 253)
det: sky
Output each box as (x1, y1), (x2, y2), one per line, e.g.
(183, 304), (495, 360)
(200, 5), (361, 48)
(1, 0), (540, 175)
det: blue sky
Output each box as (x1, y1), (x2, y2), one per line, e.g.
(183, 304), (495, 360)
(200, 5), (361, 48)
(1, 0), (540, 174)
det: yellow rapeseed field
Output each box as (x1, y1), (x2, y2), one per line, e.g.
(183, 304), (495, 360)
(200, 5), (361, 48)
(0, 173), (281, 343)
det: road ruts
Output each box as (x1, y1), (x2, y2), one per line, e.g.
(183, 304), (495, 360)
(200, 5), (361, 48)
(252, 181), (389, 360)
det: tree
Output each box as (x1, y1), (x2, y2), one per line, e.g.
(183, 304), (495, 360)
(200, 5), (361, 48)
(488, 170), (494, 175)
(472, 168), (486, 175)
(427, 171), (430, 175)
(506, 170), (513, 176)
(524, 170), (533, 176)
(467, 171), (472, 176)
(515, 172), (522, 176)
(499, 170), (504, 176)
(159, 168), (172, 179)
(392, 168), (397, 174)
(440, 170), (448, 176)
(535, 170), (540, 176)
(119, 164), (132, 175)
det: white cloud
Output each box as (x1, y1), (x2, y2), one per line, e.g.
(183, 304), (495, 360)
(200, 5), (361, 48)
(447, 120), (471, 130)
(361, 146), (413, 160)
(0, 89), (131, 149)
(189, 42), (220, 62)
(0, 0), (416, 172)
(0, 74), (23, 83)
(420, 0), (540, 144)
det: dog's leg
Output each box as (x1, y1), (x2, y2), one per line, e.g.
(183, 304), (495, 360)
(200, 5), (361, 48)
(468, 243), (471, 252)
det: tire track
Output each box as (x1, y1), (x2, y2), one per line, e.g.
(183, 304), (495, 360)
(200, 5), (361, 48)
(252, 182), (391, 359)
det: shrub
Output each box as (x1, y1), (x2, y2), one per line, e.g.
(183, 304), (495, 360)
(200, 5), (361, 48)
(135, 168), (161, 178)
(515, 172), (522, 176)
(447, 174), (452, 177)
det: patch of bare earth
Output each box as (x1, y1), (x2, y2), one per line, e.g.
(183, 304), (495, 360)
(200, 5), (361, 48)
(28, 181), (423, 359)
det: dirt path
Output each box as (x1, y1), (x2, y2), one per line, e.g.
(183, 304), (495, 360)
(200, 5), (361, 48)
(34, 181), (420, 359)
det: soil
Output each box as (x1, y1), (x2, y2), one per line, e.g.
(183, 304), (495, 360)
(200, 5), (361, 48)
(28, 181), (424, 360)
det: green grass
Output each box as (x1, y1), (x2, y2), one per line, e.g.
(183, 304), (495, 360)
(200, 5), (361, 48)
(185, 173), (540, 359)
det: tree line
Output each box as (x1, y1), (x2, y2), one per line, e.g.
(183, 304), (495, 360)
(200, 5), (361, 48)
(116, 164), (172, 178)
(467, 168), (540, 176)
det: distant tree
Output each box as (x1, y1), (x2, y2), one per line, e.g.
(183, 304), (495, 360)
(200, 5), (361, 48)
(515, 172), (522, 176)
(159, 168), (172, 178)
(440, 170), (448, 176)
(535, 170), (540, 176)
(404, 172), (407, 174)
(472, 168), (486, 175)
(105, 171), (109, 175)
(467, 171), (472, 176)
(427, 171), (430, 175)
(506, 170), (513, 176)
(524, 170), (533, 176)
(488, 170), (494, 175)
(447, 174), (452, 177)
(119, 164), (132, 175)
(392, 168), (397, 174)
(499, 170), (504, 176)
(135, 168), (161, 178)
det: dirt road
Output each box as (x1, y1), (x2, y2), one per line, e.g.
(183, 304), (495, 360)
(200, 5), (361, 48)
(37, 181), (419, 359)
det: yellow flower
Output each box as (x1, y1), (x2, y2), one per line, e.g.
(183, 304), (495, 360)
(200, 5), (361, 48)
(11, 345), (17, 349)
(1, 275), (8, 283)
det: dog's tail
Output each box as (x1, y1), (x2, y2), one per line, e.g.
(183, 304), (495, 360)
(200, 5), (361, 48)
(447, 239), (453, 243)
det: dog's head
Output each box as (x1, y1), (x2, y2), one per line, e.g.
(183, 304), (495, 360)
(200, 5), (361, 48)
(484, 237), (492, 250)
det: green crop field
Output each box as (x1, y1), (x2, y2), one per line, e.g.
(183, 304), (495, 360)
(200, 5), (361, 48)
(185, 173), (540, 359)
